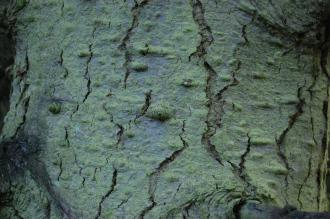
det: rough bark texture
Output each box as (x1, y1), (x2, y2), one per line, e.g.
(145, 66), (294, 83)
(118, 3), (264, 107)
(1, 0), (330, 218)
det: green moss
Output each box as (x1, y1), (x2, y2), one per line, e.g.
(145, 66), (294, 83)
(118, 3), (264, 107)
(142, 21), (154, 32)
(232, 102), (243, 112)
(255, 101), (275, 109)
(146, 102), (174, 122)
(266, 57), (275, 65)
(126, 130), (135, 138)
(15, 0), (28, 11)
(267, 163), (289, 175)
(64, 22), (75, 33)
(78, 50), (91, 58)
(181, 79), (194, 88)
(93, 18), (109, 26)
(24, 16), (36, 23)
(130, 61), (148, 72)
(167, 138), (182, 150)
(136, 45), (173, 56)
(219, 74), (232, 82)
(250, 137), (273, 146)
(252, 71), (268, 79)
(164, 173), (180, 183)
(49, 103), (61, 114)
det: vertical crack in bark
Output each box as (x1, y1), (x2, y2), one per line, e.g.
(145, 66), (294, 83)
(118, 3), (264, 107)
(119, 0), (150, 88)
(59, 50), (69, 78)
(61, 0), (65, 17)
(190, 0), (225, 166)
(135, 89), (152, 121)
(13, 96), (30, 138)
(297, 155), (312, 209)
(232, 199), (246, 219)
(275, 81), (306, 196)
(238, 133), (251, 182)
(16, 50), (30, 108)
(70, 27), (96, 117)
(94, 168), (118, 219)
(115, 123), (124, 147)
(317, 20), (330, 210)
(82, 27), (96, 104)
(138, 121), (188, 218)
(57, 157), (63, 181)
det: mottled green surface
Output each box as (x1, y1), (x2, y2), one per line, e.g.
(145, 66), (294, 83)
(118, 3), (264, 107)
(0, 0), (330, 218)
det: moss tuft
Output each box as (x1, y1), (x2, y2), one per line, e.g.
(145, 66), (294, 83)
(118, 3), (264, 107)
(252, 71), (268, 79)
(49, 103), (61, 114)
(250, 137), (273, 146)
(146, 102), (174, 122)
(130, 61), (148, 72)
(78, 50), (91, 58)
(181, 79), (194, 88)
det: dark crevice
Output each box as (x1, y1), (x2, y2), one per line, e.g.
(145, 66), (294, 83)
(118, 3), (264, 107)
(190, 0), (225, 166)
(16, 50), (30, 108)
(59, 50), (69, 78)
(70, 27), (96, 118)
(135, 89), (152, 121)
(82, 27), (96, 104)
(95, 168), (118, 219)
(115, 123), (124, 147)
(297, 154), (312, 209)
(0, 136), (78, 218)
(238, 133), (251, 181)
(139, 121), (188, 218)
(239, 203), (330, 218)
(189, 0), (213, 61)
(119, 0), (150, 88)
(233, 199), (246, 219)
(57, 158), (63, 181)
(0, 6), (16, 133)
(117, 196), (130, 209)
(275, 81), (306, 197)
(64, 127), (70, 147)
(316, 17), (330, 209)
(13, 96), (30, 138)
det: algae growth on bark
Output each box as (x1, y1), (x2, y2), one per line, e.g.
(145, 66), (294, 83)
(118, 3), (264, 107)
(1, 0), (330, 218)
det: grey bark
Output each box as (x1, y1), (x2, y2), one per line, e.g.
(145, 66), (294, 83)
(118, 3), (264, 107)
(1, 0), (330, 218)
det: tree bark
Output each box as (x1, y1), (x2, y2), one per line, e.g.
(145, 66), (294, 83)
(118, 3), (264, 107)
(1, 0), (330, 218)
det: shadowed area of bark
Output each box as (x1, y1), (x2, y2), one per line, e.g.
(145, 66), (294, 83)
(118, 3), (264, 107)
(239, 203), (330, 219)
(0, 2), (15, 132)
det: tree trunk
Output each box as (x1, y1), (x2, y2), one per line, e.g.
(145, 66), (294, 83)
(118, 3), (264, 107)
(1, 0), (330, 218)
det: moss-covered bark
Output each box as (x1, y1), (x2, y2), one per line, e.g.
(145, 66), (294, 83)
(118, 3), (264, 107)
(1, 0), (330, 218)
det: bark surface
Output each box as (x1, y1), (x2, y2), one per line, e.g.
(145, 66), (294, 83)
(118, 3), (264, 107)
(1, 0), (330, 218)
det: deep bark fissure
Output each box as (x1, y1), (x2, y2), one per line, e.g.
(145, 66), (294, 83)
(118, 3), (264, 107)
(233, 199), (246, 219)
(0, 3), (16, 134)
(59, 50), (69, 78)
(238, 133), (251, 181)
(190, 0), (226, 166)
(70, 27), (96, 118)
(135, 89), (152, 121)
(316, 21), (330, 209)
(82, 27), (96, 104)
(57, 158), (63, 181)
(16, 50), (30, 107)
(119, 0), (150, 88)
(115, 123), (124, 147)
(297, 155), (312, 209)
(275, 81), (306, 197)
(13, 96), (30, 138)
(94, 168), (118, 219)
(139, 121), (188, 218)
